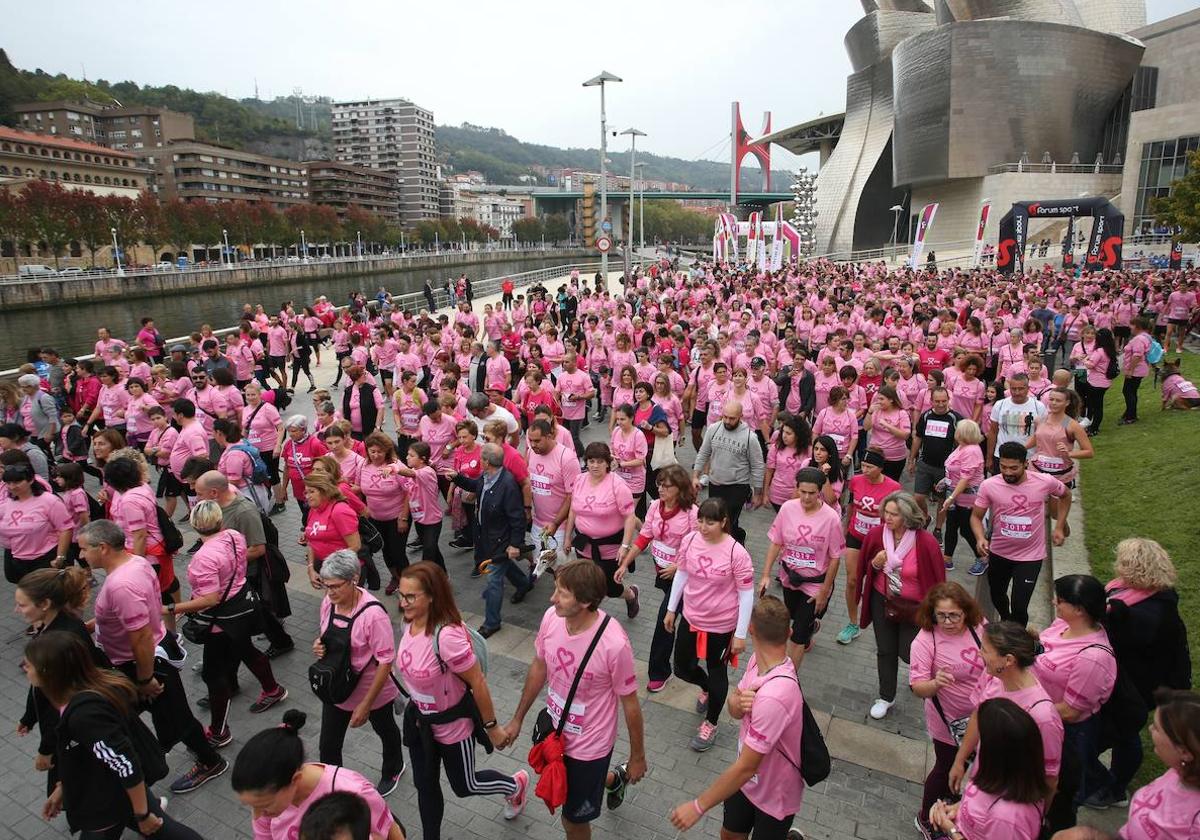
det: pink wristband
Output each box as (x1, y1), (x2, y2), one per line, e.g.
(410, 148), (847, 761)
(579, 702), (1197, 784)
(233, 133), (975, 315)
(693, 799), (706, 816)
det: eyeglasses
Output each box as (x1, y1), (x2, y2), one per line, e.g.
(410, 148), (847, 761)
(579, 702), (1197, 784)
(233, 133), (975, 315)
(397, 592), (424, 605)
(935, 611), (965, 623)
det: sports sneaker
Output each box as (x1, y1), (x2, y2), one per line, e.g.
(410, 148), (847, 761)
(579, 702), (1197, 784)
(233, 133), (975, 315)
(690, 720), (718, 751)
(695, 691), (709, 714)
(914, 815), (934, 840)
(604, 763), (628, 810)
(968, 558), (988, 576)
(786, 830), (807, 840)
(869, 698), (895, 720)
(269, 502), (287, 516)
(647, 676), (670, 693)
(944, 557), (955, 571)
(169, 758), (229, 794)
(1081, 787), (1125, 810)
(625, 584), (640, 619)
(504, 769), (529, 819)
(377, 773), (401, 797)
(205, 725), (232, 749)
(248, 686), (288, 714)
(836, 623), (861, 645)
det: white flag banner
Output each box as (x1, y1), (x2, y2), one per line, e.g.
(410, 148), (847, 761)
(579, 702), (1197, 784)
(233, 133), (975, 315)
(909, 203), (939, 269)
(971, 201), (991, 268)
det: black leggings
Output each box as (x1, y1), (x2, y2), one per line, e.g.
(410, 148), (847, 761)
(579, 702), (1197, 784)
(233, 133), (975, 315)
(707, 483), (751, 544)
(372, 516), (410, 574)
(4, 546), (56, 584)
(672, 614), (732, 726)
(201, 625), (279, 733)
(408, 734), (518, 840)
(942, 504), (979, 560)
(77, 790), (202, 840)
(882, 457), (906, 482)
(290, 352), (313, 387)
(987, 553), (1043, 627)
(1085, 384), (1109, 432)
(415, 520), (445, 569)
(1121, 375), (1143, 421)
(319, 701), (405, 780)
(921, 739), (959, 820)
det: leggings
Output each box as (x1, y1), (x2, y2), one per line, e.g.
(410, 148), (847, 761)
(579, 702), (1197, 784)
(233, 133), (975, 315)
(672, 614), (732, 726)
(415, 520), (445, 569)
(372, 516), (410, 574)
(408, 735), (518, 840)
(77, 791), (202, 840)
(869, 590), (918, 702)
(986, 553), (1043, 627)
(290, 353), (313, 387)
(942, 504), (979, 560)
(882, 458), (906, 482)
(707, 483), (751, 544)
(319, 701), (405, 780)
(1121, 375), (1143, 421)
(921, 739), (959, 822)
(564, 418), (585, 456)
(332, 351), (351, 386)
(202, 627), (279, 733)
(1085, 384), (1109, 432)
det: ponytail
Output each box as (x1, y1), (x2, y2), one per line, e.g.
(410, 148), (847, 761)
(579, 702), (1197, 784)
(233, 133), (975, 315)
(231, 710), (308, 793)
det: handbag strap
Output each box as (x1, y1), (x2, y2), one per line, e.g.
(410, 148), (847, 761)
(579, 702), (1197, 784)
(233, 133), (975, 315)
(929, 625), (983, 733)
(555, 615), (611, 737)
(203, 535), (240, 612)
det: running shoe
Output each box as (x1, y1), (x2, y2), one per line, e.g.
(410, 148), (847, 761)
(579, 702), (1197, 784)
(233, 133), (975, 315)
(186, 540), (202, 555)
(377, 772), (401, 797)
(248, 686), (288, 714)
(1081, 788), (1126, 810)
(265, 641), (295, 660)
(385, 578), (400, 596)
(944, 557), (955, 571)
(836, 623), (861, 645)
(269, 502), (287, 516)
(786, 830), (807, 840)
(690, 720), (718, 751)
(625, 584), (640, 619)
(604, 763), (628, 810)
(448, 537), (473, 550)
(869, 698), (895, 720)
(647, 676), (670, 693)
(205, 725), (232, 749)
(169, 758), (229, 794)
(913, 816), (934, 840)
(504, 769), (529, 819)
(695, 691), (709, 714)
(968, 558), (988, 577)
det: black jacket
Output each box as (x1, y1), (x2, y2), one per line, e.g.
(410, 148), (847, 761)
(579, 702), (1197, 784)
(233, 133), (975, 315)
(776, 368), (815, 418)
(343, 382), (380, 434)
(1107, 588), (1192, 706)
(452, 468), (526, 563)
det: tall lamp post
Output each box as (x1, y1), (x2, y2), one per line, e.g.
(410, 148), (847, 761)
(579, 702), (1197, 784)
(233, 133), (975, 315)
(583, 71), (622, 282)
(222, 228), (232, 267)
(357, 230), (363, 260)
(111, 227), (123, 276)
(300, 229), (308, 263)
(634, 161), (647, 254)
(889, 204), (904, 263)
(620, 127), (646, 280)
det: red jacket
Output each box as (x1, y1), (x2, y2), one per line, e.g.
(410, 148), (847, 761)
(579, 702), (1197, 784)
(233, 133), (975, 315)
(855, 525), (946, 629)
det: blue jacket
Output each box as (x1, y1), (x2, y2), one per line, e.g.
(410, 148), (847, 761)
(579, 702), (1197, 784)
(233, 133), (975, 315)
(452, 467), (526, 562)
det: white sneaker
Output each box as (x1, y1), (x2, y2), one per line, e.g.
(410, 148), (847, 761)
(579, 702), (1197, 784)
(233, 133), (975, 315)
(869, 698), (894, 720)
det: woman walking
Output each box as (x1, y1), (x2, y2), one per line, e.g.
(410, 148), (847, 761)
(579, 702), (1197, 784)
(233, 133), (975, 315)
(565, 441), (640, 616)
(940, 420), (985, 574)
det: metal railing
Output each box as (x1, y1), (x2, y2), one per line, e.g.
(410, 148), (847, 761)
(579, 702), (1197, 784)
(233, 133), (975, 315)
(986, 162), (1124, 175)
(813, 238), (979, 264)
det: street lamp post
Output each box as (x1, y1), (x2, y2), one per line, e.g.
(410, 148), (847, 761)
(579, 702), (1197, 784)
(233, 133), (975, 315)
(300, 229), (308, 262)
(357, 230), (363, 260)
(583, 71), (622, 282)
(619, 127), (646, 280)
(634, 161), (647, 255)
(222, 228), (231, 268)
(890, 204), (904, 263)
(111, 227), (123, 276)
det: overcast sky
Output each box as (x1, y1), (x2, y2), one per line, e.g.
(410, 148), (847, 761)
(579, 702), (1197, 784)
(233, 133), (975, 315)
(5, 0), (1196, 171)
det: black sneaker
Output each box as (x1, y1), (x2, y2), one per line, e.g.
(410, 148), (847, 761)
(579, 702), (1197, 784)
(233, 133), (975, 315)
(186, 539), (202, 554)
(511, 583), (532, 604)
(376, 765), (406, 796)
(169, 758), (229, 794)
(605, 762), (628, 810)
(448, 538), (473, 550)
(249, 686), (288, 714)
(269, 502), (287, 516)
(470, 564), (483, 579)
(205, 725), (232, 749)
(265, 641), (295, 659)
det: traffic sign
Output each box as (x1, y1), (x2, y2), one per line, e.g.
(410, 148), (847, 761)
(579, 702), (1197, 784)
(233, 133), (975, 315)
(595, 236), (612, 253)
(601, 220), (613, 233)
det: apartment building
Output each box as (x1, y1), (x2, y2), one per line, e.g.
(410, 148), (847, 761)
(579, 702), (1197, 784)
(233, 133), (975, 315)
(12, 100), (195, 151)
(304, 160), (400, 220)
(0, 126), (153, 198)
(150, 140), (305, 208)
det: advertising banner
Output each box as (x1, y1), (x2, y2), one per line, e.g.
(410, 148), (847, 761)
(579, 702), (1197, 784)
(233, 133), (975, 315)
(909, 203), (939, 270)
(971, 201), (991, 268)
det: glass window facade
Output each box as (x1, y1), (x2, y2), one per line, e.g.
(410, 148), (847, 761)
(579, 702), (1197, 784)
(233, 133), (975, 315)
(1134, 134), (1200, 235)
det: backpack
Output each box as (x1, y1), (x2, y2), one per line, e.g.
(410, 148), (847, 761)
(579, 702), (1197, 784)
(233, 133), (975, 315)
(433, 623), (489, 677)
(309, 600), (386, 705)
(272, 387), (293, 412)
(1081, 643), (1150, 747)
(231, 441), (271, 486)
(764, 673), (831, 787)
(1147, 337), (1165, 365)
(155, 504), (184, 553)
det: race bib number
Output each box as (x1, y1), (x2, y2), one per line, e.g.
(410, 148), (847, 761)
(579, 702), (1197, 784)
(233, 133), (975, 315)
(530, 474), (552, 497)
(998, 514), (1033, 540)
(1033, 454), (1067, 472)
(410, 689), (437, 714)
(651, 540), (677, 569)
(546, 687), (587, 736)
(782, 544), (817, 569)
(853, 511), (880, 533)
(925, 419), (950, 438)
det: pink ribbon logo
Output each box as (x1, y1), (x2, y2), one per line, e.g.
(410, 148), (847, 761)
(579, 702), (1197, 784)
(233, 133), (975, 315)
(399, 650), (412, 670)
(1011, 494), (1029, 512)
(696, 552), (715, 576)
(9, 510), (23, 527)
(796, 524), (813, 542)
(535, 463), (546, 474)
(584, 495), (596, 508)
(553, 647), (576, 678)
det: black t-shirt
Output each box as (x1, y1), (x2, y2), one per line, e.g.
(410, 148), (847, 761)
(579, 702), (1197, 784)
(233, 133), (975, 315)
(914, 409), (963, 468)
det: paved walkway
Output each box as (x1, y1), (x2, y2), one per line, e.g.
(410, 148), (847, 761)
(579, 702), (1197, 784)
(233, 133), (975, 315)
(0, 268), (1119, 839)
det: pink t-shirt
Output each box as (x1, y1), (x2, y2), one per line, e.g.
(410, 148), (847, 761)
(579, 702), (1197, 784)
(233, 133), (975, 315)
(948, 376), (984, 419)
(1123, 332), (1151, 378)
(637, 501), (698, 571)
(909, 624), (986, 744)
(217, 446), (253, 488)
(812, 407), (857, 459)
(847, 474), (902, 539)
(241, 402), (281, 452)
(943, 444), (984, 508)
(397, 622), (477, 744)
(109, 484), (163, 551)
(766, 499), (845, 596)
(403, 466), (443, 525)
(169, 421), (210, 478)
(418, 414), (458, 470)
(252, 763), (395, 840)
(765, 445), (808, 507)
(318, 591), (400, 712)
(973, 472), (1067, 562)
(609, 426), (648, 494)
(556, 369), (592, 421)
(61, 487), (90, 526)
(1033, 619), (1116, 720)
(360, 463), (408, 520)
(955, 782), (1043, 840)
(187, 531), (248, 609)
(146, 426), (177, 467)
(534, 607), (638, 760)
(307, 501), (360, 563)
(1120, 768), (1200, 840)
(0, 492), (73, 558)
(971, 676), (1063, 775)
(674, 532), (755, 634)
(870, 408), (911, 460)
(528, 443), (582, 529)
(93, 555), (166, 665)
(736, 657), (805, 821)
(570, 473), (635, 560)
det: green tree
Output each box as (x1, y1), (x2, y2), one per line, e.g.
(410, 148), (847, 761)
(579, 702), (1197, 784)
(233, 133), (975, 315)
(0, 188), (23, 271)
(1152, 149), (1200, 242)
(134, 190), (167, 263)
(70, 190), (110, 267)
(162, 199), (195, 261)
(101, 195), (138, 267)
(19, 180), (74, 268)
(511, 216), (542, 244)
(542, 213), (570, 244)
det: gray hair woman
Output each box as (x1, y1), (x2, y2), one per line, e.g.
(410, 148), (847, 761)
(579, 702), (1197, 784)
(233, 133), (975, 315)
(17, 374), (58, 446)
(312, 548), (405, 792)
(855, 490), (948, 721)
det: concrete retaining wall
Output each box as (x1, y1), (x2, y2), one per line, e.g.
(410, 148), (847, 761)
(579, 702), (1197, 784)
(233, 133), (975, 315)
(0, 248), (594, 311)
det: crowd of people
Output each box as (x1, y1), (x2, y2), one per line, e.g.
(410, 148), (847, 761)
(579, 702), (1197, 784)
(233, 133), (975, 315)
(1, 253), (1198, 840)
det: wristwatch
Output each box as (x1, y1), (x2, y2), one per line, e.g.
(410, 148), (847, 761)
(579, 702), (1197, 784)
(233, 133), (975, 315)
(134, 675), (154, 686)
(482, 719), (498, 729)
(947, 828), (963, 840)
(134, 811), (151, 822)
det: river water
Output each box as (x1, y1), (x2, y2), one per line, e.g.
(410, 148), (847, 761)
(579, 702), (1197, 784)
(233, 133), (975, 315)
(1, 256), (568, 369)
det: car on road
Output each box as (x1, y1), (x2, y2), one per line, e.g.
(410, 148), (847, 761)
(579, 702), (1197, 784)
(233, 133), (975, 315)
(18, 264), (57, 277)
(155, 261), (176, 271)
(57, 267), (85, 276)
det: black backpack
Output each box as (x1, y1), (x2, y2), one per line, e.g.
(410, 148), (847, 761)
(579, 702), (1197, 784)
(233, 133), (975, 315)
(256, 511), (291, 617)
(155, 504), (184, 553)
(272, 387), (293, 412)
(764, 674), (831, 787)
(309, 600), (385, 705)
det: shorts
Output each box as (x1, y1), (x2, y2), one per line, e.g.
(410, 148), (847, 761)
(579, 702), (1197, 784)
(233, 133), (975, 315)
(562, 752), (613, 825)
(380, 369), (394, 384)
(155, 467), (186, 499)
(267, 355), (286, 371)
(783, 586), (826, 646)
(722, 788), (795, 840)
(913, 461), (945, 496)
(1169, 317), (1188, 327)
(845, 531), (864, 551)
(691, 408), (708, 430)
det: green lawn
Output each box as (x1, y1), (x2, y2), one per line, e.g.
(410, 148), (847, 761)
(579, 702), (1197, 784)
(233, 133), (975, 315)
(1078, 350), (1200, 786)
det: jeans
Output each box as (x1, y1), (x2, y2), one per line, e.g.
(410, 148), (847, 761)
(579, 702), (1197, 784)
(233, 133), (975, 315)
(869, 590), (918, 701)
(408, 735), (518, 840)
(1106, 727), (1144, 796)
(986, 553), (1043, 627)
(319, 701), (405, 780)
(482, 556), (530, 630)
(1121, 375), (1143, 421)
(707, 482), (751, 544)
(1064, 716), (1108, 803)
(77, 791), (202, 840)
(672, 614), (732, 726)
